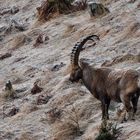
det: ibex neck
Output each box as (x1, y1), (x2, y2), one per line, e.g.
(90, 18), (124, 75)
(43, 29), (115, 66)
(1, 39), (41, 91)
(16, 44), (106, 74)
(82, 67), (95, 93)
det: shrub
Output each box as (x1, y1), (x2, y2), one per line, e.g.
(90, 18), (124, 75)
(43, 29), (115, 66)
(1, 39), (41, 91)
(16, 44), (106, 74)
(95, 120), (122, 140)
(37, 0), (87, 21)
(3, 81), (17, 99)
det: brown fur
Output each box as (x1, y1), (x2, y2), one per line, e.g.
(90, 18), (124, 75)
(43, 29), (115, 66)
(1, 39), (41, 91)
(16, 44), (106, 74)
(69, 35), (140, 120)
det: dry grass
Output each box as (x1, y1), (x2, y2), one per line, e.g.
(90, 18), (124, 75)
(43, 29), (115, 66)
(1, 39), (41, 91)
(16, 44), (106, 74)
(9, 112), (25, 122)
(27, 28), (42, 38)
(52, 121), (80, 140)
(122, 22), (140, 39)
(62, 104), (81, 133)
(51, 104), (83, 139)
(62, 23), (78, 38)
(102, 53), (140, 67)
(83, 127), (100, 140)
(18, 132), (37, 140)
(10, 33), (29, 50)
(63, 64), (72, 76)
(36, 0), (88, 22)
(41, 103), (83, 140)
(36, 0), (73, 21)
(40, 108), (62, 124)
(115, 107), (127, 123)
(101, 0), (114, 5)
(114, 21), (140, 43)
(20, 102), (38, 114)
(2, 86), (17, 100)
(47, 89), (81, 108)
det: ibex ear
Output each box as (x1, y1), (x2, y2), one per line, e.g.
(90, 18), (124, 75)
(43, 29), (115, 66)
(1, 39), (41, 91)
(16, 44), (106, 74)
(79, 58), (89, 69)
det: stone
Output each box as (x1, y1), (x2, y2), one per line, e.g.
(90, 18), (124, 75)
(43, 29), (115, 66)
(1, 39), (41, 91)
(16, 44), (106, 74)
(88, 2), (109, 17)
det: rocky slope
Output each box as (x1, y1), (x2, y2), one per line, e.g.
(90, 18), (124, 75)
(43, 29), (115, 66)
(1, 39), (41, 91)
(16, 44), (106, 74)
(0, 0), (140, 140)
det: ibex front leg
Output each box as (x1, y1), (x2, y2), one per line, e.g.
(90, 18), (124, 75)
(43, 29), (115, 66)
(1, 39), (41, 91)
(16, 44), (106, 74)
(101, 97), (110, 120)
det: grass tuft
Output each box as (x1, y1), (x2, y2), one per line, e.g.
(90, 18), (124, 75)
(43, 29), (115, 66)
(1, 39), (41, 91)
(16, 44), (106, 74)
(95, 120), (123, 140)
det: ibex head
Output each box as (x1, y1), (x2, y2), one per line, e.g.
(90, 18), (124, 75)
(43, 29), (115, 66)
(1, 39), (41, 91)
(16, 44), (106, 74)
(69, 65), (83, 82)
(69, 35), (100, 82)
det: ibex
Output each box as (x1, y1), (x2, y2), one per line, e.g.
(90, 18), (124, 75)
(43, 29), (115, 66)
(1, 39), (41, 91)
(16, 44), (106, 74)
(69, 35), (140, 121)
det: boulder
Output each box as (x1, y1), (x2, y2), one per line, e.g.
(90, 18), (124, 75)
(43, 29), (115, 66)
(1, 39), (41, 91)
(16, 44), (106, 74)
(88, 2), (109, 17)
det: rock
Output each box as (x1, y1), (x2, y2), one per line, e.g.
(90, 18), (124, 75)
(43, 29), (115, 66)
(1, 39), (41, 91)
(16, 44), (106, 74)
(31, 83), (43, 94)
(35, 34), (44, 43)
(0, 52), (12, 60)
(0, 25), (7, 33)
(11, 19), (27, 31)
(13, 56), (27, 63)
(33, 34), (49, 47)
(72, 0), (87, 10)
(11, 6), (19, 14)
(0, 6), (19, 16)
(15, 87), (27, 93)
(0, 7), (11, 15)
(6, 107), (19, 117)
(5, 19), (28, 34)
(0, 36), (4, 42)
(3, 105), (19, 118)
(128, 0), (136, 3)
(0, 131), (15, 140)
(138, 3), (140, 8)
(51, 62), (66, 71)
(36, 94), (52, 105)
(87, 2), (109, 18)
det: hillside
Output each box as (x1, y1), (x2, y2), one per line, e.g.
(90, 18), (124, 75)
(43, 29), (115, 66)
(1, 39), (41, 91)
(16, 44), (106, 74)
(0, 0), (140, 139)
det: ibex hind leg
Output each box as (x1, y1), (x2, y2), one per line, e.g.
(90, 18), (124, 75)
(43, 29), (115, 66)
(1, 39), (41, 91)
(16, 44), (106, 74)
(131, 92), (140, 120)
(120, 94), (133, 121)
